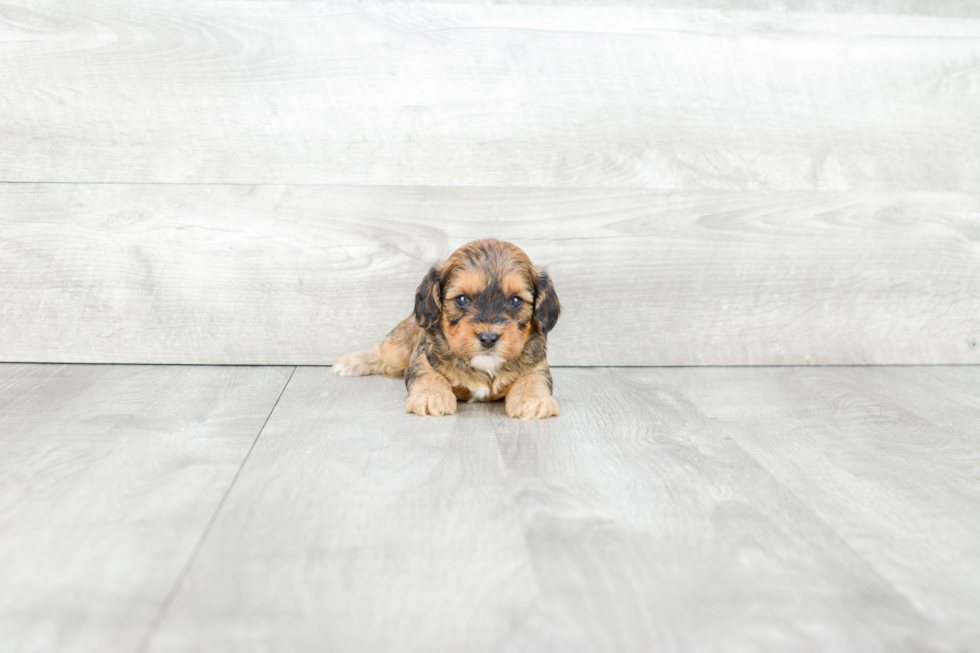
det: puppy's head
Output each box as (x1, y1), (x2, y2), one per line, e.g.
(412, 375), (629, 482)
(414, 239), (560, 374)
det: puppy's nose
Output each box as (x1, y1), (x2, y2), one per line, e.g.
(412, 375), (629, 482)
(477, 331), (500, 348)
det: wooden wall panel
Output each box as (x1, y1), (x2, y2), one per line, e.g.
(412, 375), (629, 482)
(1, 2), (978, 190)
(3, 2), (977, 364)
(2, 183), (977, 366)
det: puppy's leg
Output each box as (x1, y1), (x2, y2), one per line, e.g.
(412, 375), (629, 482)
(404, 354), (457, 417)
(332, 315), (414, 376)
(505, 365), (559, 420)
(332, 342), (387, 376)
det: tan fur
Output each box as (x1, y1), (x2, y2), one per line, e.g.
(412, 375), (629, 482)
(332, 317), (413, 377)
(403, 351), (457, 416)
(504, 362), (560, 419)
(332, 239), (560, 419)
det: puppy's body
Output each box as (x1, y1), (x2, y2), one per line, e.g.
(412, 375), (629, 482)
(333, 239), (560, 419)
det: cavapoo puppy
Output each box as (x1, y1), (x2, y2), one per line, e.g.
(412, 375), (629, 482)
(333, 239), (560, 419)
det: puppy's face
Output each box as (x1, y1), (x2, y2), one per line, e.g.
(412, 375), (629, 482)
(414, 240), (559, 374)
(441, 261), (535, 373)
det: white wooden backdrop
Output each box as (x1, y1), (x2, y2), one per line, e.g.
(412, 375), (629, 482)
(1, 1), (978, 365)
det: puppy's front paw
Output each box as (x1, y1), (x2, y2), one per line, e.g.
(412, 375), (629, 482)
(506, 393), (559, 420)
(406, 385), (457, 416)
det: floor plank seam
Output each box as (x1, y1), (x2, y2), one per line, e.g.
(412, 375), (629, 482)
(716, 419), (935, 622)
(135, 365), (298, 653)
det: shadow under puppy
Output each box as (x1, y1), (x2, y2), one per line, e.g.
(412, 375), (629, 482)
(333, 239), (560, 419)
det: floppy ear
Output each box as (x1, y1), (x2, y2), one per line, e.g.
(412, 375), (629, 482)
(414, 265), (443, 329)
(533, 268), (560, 335)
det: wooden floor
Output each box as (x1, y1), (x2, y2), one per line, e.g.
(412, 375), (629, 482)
(1, 364), (977, 653)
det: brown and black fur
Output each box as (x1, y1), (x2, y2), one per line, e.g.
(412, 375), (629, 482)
(332, 239), (561, 419)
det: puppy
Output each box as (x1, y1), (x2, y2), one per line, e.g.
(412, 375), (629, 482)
(332, 239), (560, 419)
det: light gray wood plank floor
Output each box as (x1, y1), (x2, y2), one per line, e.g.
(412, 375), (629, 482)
(0, 364), (294, 653)
(1, 364), (977, 652)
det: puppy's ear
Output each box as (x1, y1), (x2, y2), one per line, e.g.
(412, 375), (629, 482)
(533, 267), (560, 335)
(414, 265), (443, 329)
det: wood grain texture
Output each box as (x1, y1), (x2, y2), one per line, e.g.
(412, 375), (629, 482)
(2, 363), (976, 652)
(2, 2), (980, 190)
(295, 0), (980, 13)
(145, 366), (975, 652)
(2, 183), (977, 366)
(669, 365), (980, 647)
(148, 366), (539, 653)
(0, 363), (293, 653)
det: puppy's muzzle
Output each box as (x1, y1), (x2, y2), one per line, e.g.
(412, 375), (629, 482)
(477, 331), (500, 349)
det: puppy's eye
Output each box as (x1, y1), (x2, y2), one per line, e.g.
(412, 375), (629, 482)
(509, 296), (524, 308)
(454, 295), (470, 308)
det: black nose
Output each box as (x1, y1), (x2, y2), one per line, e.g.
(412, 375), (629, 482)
(477, 332), (500, 348)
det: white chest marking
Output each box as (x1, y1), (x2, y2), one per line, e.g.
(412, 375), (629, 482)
(468, 386), (491, 402)
(470, 354), (505, 377)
